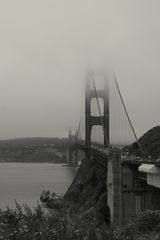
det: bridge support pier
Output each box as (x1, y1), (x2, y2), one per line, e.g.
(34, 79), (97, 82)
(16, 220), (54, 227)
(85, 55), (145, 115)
(107, 150), (160, 226)
(66, 148), (78, 166)
(66, 148), (72, 164)
(107, 150), (123, 226)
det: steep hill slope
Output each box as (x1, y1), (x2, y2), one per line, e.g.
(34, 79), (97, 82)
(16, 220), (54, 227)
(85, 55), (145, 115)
(64, 157), (110, 224)
(125, 126), (160, 158)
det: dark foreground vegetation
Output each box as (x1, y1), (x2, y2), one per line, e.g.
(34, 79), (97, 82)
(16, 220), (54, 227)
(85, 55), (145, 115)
(1, 201), (160, 239)
(0, 202), (92, 240)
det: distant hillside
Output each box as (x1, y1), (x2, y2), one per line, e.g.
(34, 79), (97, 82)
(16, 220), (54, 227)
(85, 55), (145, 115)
(0, 137), (69, 162)
(0, 137), (68, 149)
(125, 126), (160, 159)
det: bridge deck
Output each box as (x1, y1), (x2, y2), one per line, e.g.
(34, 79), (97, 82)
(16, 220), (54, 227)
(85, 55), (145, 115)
(74, 143), (160, 167)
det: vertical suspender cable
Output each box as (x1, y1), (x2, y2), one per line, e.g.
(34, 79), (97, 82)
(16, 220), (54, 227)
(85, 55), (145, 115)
(113, 72), (144, 155)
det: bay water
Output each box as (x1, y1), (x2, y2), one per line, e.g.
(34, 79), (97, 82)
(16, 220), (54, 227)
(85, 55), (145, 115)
(0, 162), (76, 209)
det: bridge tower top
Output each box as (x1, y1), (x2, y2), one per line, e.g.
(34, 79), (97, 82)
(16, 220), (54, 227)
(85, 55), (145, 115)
(68, 128), (76, 143)
(85, 72), (109, 148)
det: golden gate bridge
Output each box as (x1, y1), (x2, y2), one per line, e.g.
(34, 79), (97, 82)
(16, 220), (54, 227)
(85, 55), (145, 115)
(67, 70), (160, 226)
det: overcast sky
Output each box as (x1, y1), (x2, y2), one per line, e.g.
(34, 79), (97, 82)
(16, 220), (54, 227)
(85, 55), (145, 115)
(0, 0), (160, 140)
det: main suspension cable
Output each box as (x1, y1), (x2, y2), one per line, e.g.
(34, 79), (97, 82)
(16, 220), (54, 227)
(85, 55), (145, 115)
(113, 72), (144, 155)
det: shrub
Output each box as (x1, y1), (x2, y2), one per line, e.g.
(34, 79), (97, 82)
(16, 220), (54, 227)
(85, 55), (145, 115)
(134, 210), (160, 233)
(0, 203), (84, 240)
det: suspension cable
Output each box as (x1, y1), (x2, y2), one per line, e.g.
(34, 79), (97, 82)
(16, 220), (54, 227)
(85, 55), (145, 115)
(113, 72), (144, 155)
(76, 120), (81, 142)
(91, 72), (109, 147)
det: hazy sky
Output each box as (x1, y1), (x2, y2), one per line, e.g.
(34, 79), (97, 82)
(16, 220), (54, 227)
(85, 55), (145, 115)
(0, 0), (160, 140)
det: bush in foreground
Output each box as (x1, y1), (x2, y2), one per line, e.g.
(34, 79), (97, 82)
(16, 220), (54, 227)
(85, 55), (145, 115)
(117, 210), (160, 240)
(0, 201), (110, 240)
(0, 203), (84, 240)
(1, 199), (160, 240)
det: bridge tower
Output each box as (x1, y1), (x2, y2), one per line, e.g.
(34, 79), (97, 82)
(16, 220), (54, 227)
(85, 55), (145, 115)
(66, 128), (78, 165)
(85, 73), (109, 149)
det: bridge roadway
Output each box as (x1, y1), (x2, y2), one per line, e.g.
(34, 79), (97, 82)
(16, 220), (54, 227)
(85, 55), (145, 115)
(75, 143), (108, 168)
(74, 142), (160, 170)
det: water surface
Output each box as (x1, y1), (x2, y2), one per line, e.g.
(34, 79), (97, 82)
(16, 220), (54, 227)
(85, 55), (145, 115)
(0, 163), (76, 209)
